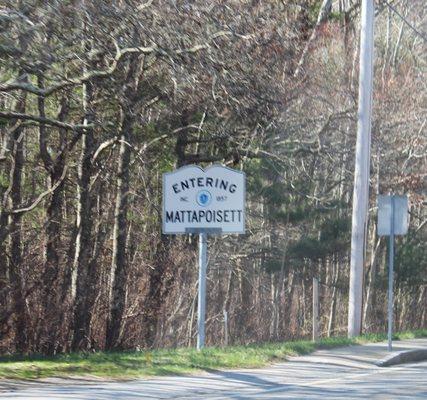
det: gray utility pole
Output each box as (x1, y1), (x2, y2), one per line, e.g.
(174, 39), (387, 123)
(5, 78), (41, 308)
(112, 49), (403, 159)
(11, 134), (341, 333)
(197, 232), (208, 350)
(348, 0), (374, 338)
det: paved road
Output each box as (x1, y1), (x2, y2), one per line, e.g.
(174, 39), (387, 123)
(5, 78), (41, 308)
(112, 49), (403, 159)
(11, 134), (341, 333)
(1, 339), (426, 399)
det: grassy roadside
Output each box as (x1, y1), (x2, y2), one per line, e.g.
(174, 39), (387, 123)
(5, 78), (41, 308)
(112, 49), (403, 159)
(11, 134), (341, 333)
(0, 329), (426, 380)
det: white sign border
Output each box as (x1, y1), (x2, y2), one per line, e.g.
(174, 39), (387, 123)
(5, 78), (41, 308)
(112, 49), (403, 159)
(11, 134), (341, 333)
(162, 164), (246, 235)
(377, 194), (409, 236)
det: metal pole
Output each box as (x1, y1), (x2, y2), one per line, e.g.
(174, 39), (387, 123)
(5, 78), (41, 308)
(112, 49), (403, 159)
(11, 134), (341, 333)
(312, 277), (319, 341)
(223, 309), (228, 347)
(388, 196), (395, 351)
(348, 0), (374, 338)
(197, 232), (207, 350)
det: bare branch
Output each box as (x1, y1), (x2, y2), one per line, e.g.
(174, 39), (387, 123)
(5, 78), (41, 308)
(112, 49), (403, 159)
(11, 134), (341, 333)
(0, 111), (92, 131)
(7, 167), (68, 216)
(0, 30), (233, 97)
(0, 45), (156, 96)
(294, 0), (332, 79)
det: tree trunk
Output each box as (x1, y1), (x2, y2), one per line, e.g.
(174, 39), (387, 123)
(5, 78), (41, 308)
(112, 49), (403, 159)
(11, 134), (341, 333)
(363, 237), (381, 331)
(71, 79), (96, 351)
(294, 0), (332, 78)
(38, 84), (69, 354)
(8, 91), (28, 353)
(327, 256), (340, 337)
(106, 111), (133, 349)
(140, 235), (174, 348)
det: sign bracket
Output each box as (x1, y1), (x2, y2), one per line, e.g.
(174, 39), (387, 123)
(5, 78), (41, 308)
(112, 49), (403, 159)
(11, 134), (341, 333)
(185, 228), (223, 235)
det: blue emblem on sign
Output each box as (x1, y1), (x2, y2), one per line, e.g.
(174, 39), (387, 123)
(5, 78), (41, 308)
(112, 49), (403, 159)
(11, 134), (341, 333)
(197, 190), (212, 207)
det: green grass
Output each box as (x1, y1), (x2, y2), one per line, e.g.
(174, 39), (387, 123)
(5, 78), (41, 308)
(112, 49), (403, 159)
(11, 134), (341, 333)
(0, 329), (426, 380)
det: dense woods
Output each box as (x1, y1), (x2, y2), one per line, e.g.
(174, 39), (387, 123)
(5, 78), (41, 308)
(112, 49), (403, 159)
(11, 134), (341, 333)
(0, 0), (425, 355)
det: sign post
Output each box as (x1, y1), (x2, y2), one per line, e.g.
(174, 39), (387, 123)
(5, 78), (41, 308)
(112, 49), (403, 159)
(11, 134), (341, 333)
(197, 232), (207, 350)
(387, 197), (395, 352)
(162, 165), (245, 350)
(378, 194), (408, 352)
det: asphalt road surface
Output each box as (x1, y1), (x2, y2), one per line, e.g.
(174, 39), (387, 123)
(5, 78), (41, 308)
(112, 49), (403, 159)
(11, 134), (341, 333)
(1, 339), (426, 399)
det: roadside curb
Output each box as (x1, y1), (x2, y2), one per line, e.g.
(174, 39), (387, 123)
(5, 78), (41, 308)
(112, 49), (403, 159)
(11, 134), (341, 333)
(376, 348), (427, 367)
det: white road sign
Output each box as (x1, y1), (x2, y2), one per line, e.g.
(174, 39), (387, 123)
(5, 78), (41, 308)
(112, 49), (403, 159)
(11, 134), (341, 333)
(377, 195), (409, 236)
(162, 165), (245, 234)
